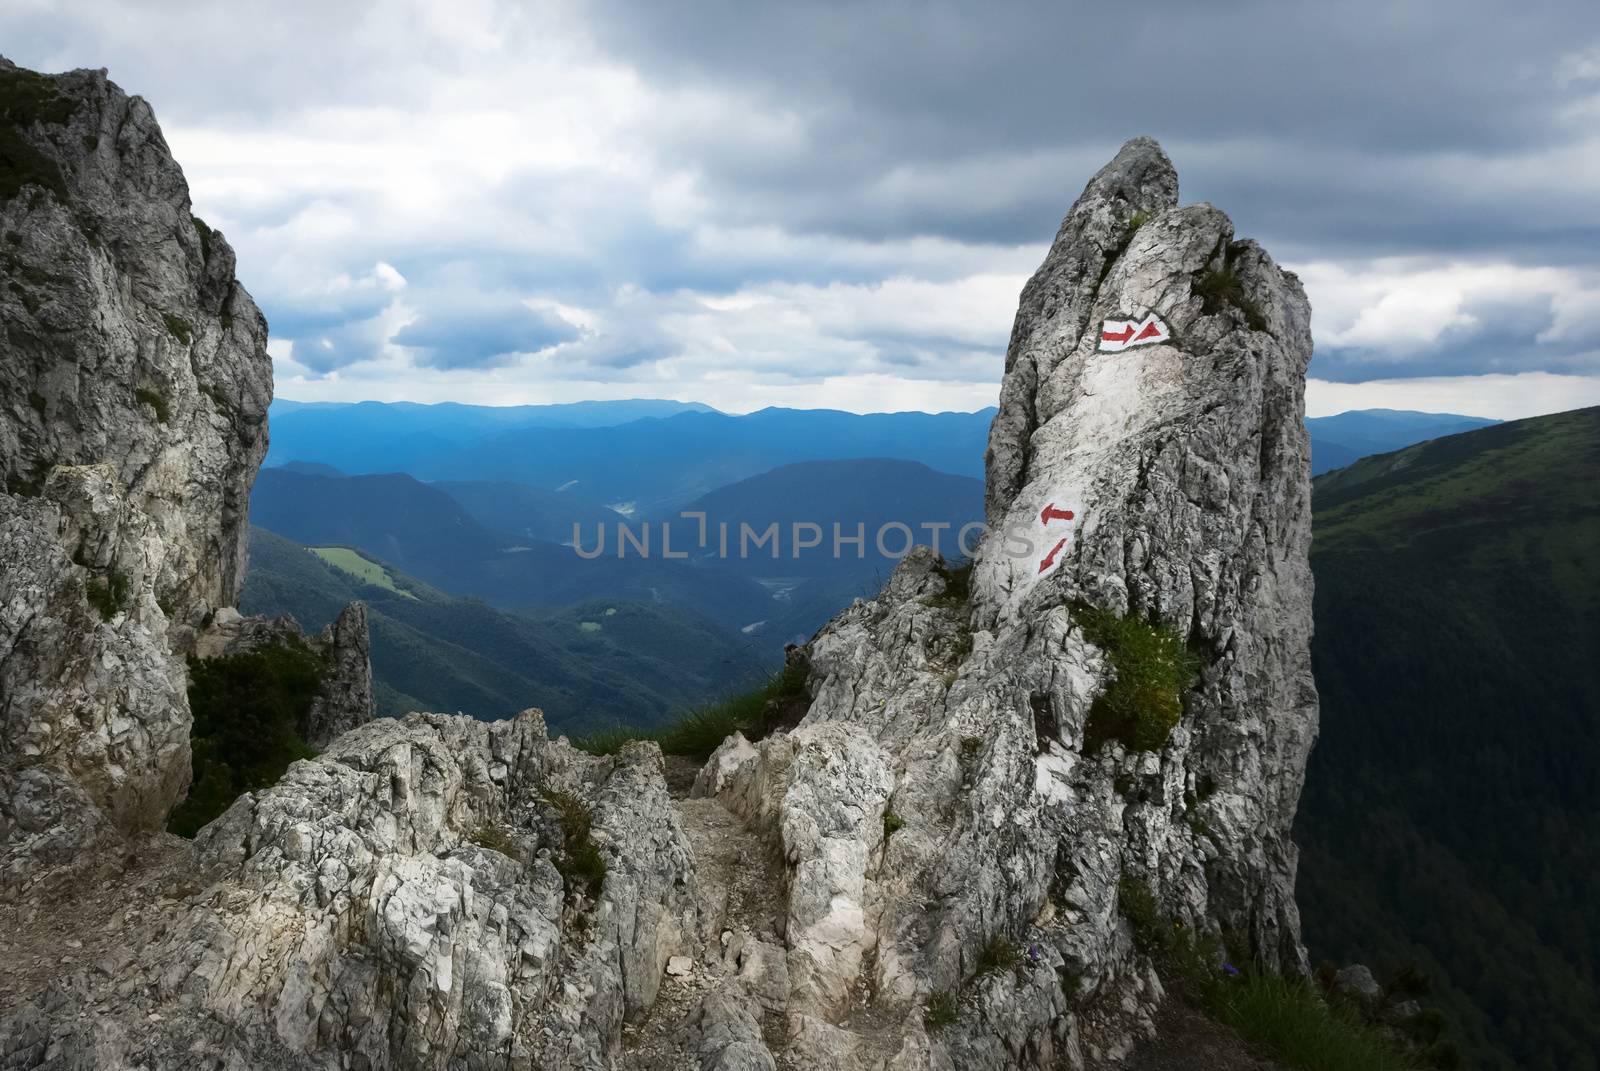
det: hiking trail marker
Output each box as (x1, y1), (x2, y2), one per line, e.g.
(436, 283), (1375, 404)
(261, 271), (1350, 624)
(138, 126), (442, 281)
(1098, 312), (1170, 353)
(1035, 499), (1081, 578)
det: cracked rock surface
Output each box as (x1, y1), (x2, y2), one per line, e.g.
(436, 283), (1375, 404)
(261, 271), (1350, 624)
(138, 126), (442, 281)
(692, 136), (1318, 1069)
(0, 56), (271, 866)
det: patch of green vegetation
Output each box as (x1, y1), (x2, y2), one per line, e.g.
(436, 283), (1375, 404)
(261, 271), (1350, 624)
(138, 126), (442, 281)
(308, 546), (417, 598)
(0, 67), (76, 202)
(191, 214), (214, 260)
(1118, 874), (1434, 1071)
(162, 312), (193, 345)
(1193, 257), (1268, 332)
(882, 811), (905, 838)
(199, 383), (234, 416)
(923, 990), (958, 1029)
(1127, 209), (1150, 233)
(470, 823), (517, 856)
(571, 660), (809, 760)
(1076, 604), (1197, 752)
(925, 558), (973, 610)
(544, 789), (606, 899)
(133, 387), (169, 424)
(168, 640), (324, 837)
(1300, 407), (1600, 1068)
(84, 567), (131, 621)
(978, 935), (1021, 975)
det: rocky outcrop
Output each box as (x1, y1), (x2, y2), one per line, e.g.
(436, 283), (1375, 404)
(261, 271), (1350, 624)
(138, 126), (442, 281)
(2, 712), (698, 1070)
(694, 137), (1318, 1067)
(0, 57), (271, 864)
(195, 604), (375, 746)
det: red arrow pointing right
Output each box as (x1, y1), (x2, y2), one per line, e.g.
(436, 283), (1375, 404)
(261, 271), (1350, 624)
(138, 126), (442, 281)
(1101, 324), (1134, 343)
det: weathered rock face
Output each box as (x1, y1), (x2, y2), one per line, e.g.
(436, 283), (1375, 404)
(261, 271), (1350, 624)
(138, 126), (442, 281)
(0, 58), (272, 859)
(695, 137), (1318, 1068)
(1, 712), (698, 1070)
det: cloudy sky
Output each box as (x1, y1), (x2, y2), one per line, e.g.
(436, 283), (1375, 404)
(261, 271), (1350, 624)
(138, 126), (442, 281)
(6, 0), (1600, 417)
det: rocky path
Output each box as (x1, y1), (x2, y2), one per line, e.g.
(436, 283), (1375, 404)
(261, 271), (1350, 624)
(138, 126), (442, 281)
(621, 763), (791, 1069)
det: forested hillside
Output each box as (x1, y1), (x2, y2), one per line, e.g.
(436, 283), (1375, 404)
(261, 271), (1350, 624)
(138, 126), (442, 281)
(241, 527), (769, 731)
(1297, 406), (1600, 1070)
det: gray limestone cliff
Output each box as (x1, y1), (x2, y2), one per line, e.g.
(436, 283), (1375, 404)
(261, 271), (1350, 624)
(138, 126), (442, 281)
(0, 57), (272, 866)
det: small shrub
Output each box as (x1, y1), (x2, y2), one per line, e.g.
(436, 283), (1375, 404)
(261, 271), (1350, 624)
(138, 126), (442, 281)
(1076, 604), (1197, 753)
(1127, 209), (1150, 233)
(168, 641), (324, 837)
(924, 989), (958, 1029)
(134, 387), (170, 424)
(544, 790), (607, 899)
(926, 558), (973, 610)
(882, 811), (905, 838)
(1118, 873), (1170, 954)
(162, 313), (193, 346)
(979, 935), (1020, 974)
(84, 567), (131, 621)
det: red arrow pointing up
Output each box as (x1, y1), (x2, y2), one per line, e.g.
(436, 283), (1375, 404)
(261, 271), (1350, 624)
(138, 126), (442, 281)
(1135, 320), (1164, 341)
(1037, 537), (1068, 574)
(1040, 504), (1075, 525)
(1101, 325), (1134, 343)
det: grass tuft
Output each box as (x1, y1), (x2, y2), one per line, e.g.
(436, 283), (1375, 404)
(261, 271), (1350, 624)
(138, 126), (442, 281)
(924, 989), (958, 1029)
(162, 313), (193, 345)
(1118, 874), (1430, 1071)
(544, 789), (607, 899)
(882, 811), (905, 838)
(470, 823), (518, 856)
(979, 935), (1020, 974)
(1194, 261), (1268, 332)
(1076, 603), (1197, 752)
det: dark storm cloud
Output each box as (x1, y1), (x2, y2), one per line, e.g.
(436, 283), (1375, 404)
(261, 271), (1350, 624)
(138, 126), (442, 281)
(584, 0), (1600, 255)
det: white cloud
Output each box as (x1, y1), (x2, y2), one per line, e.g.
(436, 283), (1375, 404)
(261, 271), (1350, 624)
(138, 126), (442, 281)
(1307, 372), (1600, 420)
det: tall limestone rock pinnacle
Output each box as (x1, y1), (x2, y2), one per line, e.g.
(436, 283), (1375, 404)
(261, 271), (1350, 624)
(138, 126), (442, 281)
(0, 57), (273, 860)
(694, 135), (1318, 1067)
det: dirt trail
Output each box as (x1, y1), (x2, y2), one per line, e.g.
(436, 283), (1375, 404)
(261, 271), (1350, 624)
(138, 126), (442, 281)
(622, 763), (790, 1068)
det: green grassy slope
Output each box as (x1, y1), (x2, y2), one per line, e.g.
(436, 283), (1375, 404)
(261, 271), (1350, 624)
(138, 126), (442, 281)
(241, 527), (770, 733)
(1296, 406), (1600, 1071)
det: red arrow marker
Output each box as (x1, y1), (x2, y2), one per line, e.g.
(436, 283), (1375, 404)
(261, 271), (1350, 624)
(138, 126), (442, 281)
(1135, 320), (1163, 341)
(1040, 504), (1075, 525)
(1101, 325), (1134, 343)
(1037, 537), (1068, 574)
